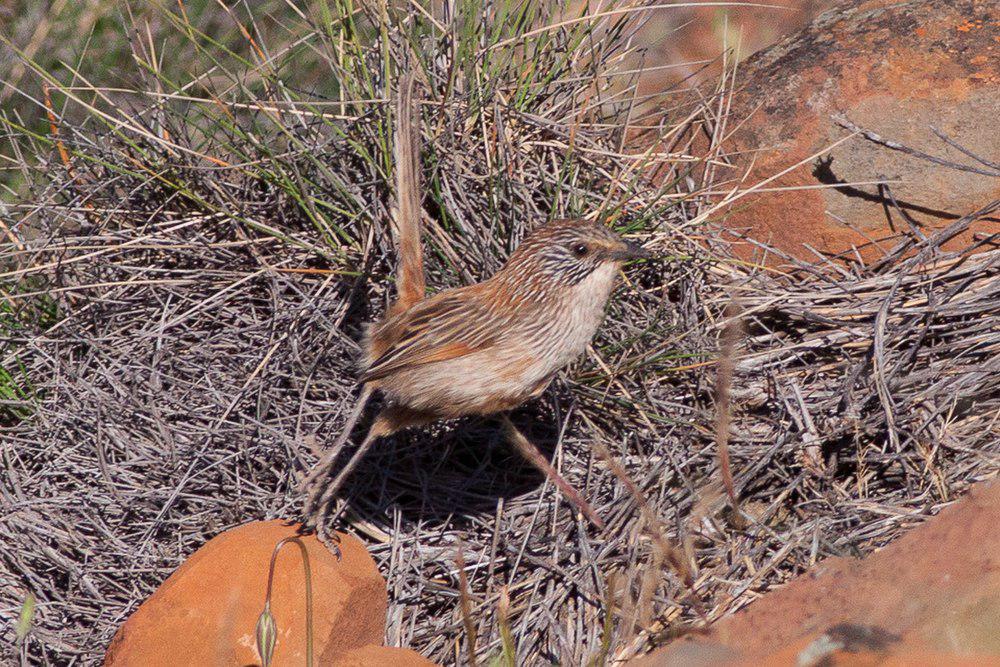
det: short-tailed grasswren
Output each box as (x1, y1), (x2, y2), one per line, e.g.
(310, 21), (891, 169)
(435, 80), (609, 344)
(302, 217), (649, 538)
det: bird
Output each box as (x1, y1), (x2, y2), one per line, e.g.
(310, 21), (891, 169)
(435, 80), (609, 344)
(301, 217), (650, 540)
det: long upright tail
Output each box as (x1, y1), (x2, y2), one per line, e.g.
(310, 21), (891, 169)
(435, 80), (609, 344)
(390, 71), (425, 314)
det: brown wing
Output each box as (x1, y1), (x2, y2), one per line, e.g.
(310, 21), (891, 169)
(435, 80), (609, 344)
(361, 288), (498, 383)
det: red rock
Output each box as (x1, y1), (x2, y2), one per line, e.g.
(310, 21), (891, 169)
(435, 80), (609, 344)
(104, 520), (391, 666)
(333, 645), (438, 666)
(677, 0), (1000, 264)
(757, 633), (1000, 666)
(633, 481), (1000, 665)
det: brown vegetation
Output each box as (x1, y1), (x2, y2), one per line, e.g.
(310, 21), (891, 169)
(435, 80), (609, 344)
(1, 2), (997, 665)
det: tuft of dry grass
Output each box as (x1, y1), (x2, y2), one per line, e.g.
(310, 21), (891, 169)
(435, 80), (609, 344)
(1, 1), (998, 665)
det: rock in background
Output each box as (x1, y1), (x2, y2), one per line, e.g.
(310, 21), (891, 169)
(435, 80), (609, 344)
(700, 0), (1000, 263)
(635, 480), (1000, 665)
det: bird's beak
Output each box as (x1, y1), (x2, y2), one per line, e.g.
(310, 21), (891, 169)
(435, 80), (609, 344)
(611, 240), (653, 262)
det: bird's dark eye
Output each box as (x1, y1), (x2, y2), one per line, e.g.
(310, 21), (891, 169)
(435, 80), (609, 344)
(571, 243), (588, 257)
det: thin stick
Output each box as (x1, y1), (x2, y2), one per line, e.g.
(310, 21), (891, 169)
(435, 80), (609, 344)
(715, 301), (744, 515)
(455, 544), (479, 667)
(591, 440), (693, 587)
(834, 114), (1000, 178)
(501, 416), (604, 529)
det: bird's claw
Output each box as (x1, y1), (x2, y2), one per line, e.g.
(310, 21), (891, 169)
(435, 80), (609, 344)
(316, 525), (343, 560)
(299, 477), (345, 560)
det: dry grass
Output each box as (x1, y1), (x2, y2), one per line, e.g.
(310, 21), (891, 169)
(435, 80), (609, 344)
(2, 1), (998, 665)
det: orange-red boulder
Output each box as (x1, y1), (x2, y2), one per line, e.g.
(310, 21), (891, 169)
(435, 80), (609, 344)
(104, 520), (431, 666)
(632, 481), (1000, 665)
(686, 0), (1000, 264)
(333, 645), (438, 666)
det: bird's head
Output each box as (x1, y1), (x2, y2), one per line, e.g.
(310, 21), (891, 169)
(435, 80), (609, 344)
(501, 218), (650, 288)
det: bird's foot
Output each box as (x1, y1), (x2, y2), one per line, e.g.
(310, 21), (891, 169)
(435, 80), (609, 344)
(299, 470), (345, 560)
(298, 504), (343, 560)
(315, 521), (343, 560)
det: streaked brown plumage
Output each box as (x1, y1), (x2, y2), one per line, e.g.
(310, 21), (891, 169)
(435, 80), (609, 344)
(301, 217), (649, 538)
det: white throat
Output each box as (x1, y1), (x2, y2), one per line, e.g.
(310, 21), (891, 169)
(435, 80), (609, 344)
(548, 262), (620, 366)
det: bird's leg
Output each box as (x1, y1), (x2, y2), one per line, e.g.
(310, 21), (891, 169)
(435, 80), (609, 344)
(301, 413), (392, 548)
(500, 415), (605, 529)
(300, 385), (374, 495)
(298, 384), (373, 546)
